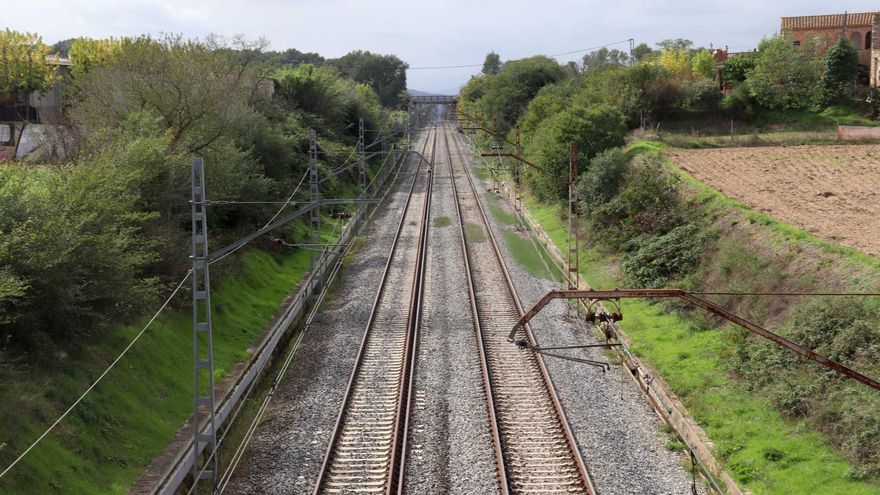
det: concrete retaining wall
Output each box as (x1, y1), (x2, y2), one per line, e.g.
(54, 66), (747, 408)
(837, 125), (880, 141)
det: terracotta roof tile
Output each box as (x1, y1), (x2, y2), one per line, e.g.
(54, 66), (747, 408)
(782, 12), (880, 30)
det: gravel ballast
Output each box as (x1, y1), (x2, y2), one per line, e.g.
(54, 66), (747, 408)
(226, 127), (708, 494)
(226, 135), (428, 494)
(403, 128), (500, 494)
(457, 131), (708, 495)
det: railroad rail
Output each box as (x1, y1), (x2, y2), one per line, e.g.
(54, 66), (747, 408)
(313, 127), (436, 494)
(444, 122), (596, 494)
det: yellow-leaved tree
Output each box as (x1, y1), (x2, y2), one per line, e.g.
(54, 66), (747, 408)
(0, 29), (56, 149)
(69, 37), (123, 80)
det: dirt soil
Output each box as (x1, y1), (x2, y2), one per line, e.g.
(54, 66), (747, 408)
(666, 144), (880, 257)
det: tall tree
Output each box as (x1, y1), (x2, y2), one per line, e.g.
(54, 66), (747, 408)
(68, 37), (122, 80)
(748, 35), (823, 110)
(691, 49), (717, 79)
(482, 51), (501, 75)
(0, 29), (57, 149)
(822, 37), (859, 101)
(632, 43), (654, 62)
(330, 50), (408, 108)
(656, 38), (693, 52)
(582, 47), (629, 72)
(482, 55), (564, 131)
(72, 34), (268, 153)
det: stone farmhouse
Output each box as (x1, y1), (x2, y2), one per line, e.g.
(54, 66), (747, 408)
(781, 12), (879, 85)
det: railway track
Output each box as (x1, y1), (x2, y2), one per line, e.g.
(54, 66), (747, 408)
(314, 127), (436, 494)
(444, 123), (596, 494)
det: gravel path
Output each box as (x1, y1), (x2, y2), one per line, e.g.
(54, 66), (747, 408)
(226, 134), (428, 494)
(457, 131), (709, 495)
(403, 129), (500, 494)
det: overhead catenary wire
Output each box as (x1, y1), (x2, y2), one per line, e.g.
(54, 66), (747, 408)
(0, 272), (192, 481)
(0, 131), (389, 485)
(209, 169), (310, 267)
(216, 136), (410, 493)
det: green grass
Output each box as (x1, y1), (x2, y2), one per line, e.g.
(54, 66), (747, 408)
(519, 189), (880, 494)
(501, 230), (555, 280)
(472, 166), (491, 180)
(433, 216), (452, 228)
(485, 194), (516, 226)
(465, 222), (487, 243)
(0, 243), (318, 493)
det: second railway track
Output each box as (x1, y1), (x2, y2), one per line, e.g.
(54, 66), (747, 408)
(314, 128), (436, 494)
(444, 122), (596, 494)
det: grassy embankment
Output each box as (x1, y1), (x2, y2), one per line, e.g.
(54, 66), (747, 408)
(478, 143), (880, 494)
(0, 216), (345, 493)
(660, 105), (880, 148)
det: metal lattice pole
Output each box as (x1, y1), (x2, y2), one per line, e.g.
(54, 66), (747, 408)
(309, 129), (321, 296)
(190, 157), (218, 492)
(358, 118), (367, 193)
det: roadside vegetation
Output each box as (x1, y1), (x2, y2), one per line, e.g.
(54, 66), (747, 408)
(459, 35), (880, 493)
(0, 29), (409, 492)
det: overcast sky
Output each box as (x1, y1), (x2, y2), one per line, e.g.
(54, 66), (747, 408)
(6, 0), (880, 93)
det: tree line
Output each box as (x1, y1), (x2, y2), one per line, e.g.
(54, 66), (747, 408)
(458, 34), (880, 479)
(0, 30), (409, 358)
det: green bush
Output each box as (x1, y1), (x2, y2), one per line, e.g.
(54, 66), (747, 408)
(576, 147), (628, 215)
(730, 297), (880, 473)
(682, 78), (722, 112)
(590, 154), (683, 247)
(524, 104), (626, 201)
(0, 159), (159, 353)
(622, 223), (712, 287)
(721, 81), (756, 119)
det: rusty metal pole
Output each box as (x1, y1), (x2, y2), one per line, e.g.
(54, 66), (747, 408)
(491, 119), (500, 191)
(567, 143), (579, 292)
(515, 125), (522, 219)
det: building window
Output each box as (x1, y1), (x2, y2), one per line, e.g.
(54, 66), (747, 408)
(867, 31), (873, 49)
(793, 40), (801, 46)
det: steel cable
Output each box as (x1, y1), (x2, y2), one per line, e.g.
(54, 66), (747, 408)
(0, 272), (192, 481)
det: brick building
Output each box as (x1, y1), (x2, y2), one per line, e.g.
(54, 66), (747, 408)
(781, 12), (879, 85)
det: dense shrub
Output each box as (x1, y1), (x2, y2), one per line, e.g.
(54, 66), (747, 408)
(622, 223), (713, 287)
(721, 81), (756, 119)
(524, 104), (626, 201)
(590, 154), (684, 247)
(576, 147), (628, 215)
(731, 297), (880, 472)
(682, 79), (722, 112)
(0, 156), (159, 353)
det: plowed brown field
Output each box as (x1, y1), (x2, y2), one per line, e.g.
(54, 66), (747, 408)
(666, 145), (880, 256)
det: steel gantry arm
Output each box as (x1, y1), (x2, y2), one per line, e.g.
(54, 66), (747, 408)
(509, 289), (880, 392)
